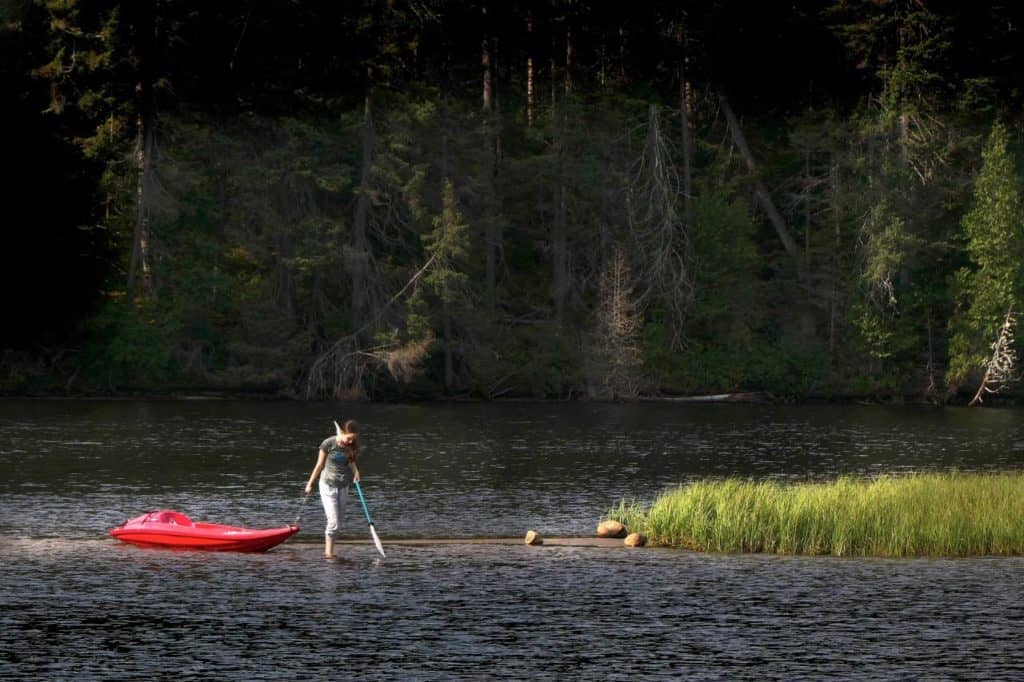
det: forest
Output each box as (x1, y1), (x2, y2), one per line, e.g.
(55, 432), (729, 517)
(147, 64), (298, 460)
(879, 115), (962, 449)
(3, 0), (1024, 402)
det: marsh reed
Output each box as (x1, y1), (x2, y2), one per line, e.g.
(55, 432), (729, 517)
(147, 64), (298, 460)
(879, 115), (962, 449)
(608, 472), (1024, 556)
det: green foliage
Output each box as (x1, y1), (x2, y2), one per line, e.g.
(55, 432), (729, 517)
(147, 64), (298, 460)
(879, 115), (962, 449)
(34, 0), (138, 205)
(827, 0), (953, 108)
(638, 189), (828, 396)
(403, 287), (432, 343)
(688, 190), (760, 341)
(80, 297), (174, 388)
(948, 121), (1024, 385)
(12, 3), (1024, 401)
(423, 181), (470, 303)
(643, 331), (826, 396)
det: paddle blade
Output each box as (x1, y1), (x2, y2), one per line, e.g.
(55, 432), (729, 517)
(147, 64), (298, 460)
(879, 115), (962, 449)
(370, 523), (386, 558)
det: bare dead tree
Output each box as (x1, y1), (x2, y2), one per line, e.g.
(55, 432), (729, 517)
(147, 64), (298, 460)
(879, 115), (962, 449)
(969, 308), (1018, 406)
(306, 255), (437, 399)
(590, 248), (644, 399)
(627, 104), (694, 350)
(719, 93), (802, 268)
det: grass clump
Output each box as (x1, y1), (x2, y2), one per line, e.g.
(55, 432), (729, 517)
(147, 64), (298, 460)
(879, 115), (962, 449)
(606, 472), (1024, 557)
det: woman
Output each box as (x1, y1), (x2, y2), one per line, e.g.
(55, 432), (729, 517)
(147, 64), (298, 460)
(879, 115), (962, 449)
(305, 419), (361, 558)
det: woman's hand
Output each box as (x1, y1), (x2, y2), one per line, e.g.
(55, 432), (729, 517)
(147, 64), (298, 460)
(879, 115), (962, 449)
(304, 481), (313, 496)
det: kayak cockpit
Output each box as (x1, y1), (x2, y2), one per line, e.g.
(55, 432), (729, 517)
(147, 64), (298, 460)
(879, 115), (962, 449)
(145, 510), (194, 526)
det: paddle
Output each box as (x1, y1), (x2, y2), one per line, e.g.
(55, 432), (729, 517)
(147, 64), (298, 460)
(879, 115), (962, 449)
(353, 480), (386, 558)
(292, 493), (310, 527)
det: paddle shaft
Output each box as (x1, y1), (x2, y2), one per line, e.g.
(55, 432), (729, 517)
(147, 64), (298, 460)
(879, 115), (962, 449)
(353, 480), (374, 525)
(353, 480), (386, 558)
(293, 493), (310, 526)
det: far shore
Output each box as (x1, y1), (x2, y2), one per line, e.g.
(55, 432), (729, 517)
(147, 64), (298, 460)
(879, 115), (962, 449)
(2, 387), (1019, 406)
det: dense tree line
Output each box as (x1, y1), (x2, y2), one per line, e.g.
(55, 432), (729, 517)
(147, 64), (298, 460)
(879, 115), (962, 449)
(2, 0), (1023, 401)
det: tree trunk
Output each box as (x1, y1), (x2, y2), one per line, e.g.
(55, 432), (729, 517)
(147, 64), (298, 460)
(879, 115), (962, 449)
(829, 155), (841, 359)
(969, 308), (1016, 406)
(550, 37), (557, 109)
(618, 26), (626, 83)
(481, 22), (492, 112)
(719, 93), (802, 267)
(351, 76), (374, 322)
(969, 365), (993, 406)
(526, 13), (534, 126)
(127, 0), (157, 296)
(925, 313), (937, 398)
(482, 17), (501, 312)
(128, 120), (156, 296)
(804, 151), (812, 272)
(679, 62), (694, 230)
(442, 299), (454, 393)
(899, 111), (910, 167)
(551, 126), (568, 324)
(564, 27), (573, 94)
(439, 134), (457, 393)
(551, 16), (574, 322)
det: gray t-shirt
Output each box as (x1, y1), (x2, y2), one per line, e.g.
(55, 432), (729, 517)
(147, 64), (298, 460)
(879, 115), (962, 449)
(319, 436), (352, 487)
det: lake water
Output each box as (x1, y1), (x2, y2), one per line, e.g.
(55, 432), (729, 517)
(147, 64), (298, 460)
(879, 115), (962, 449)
(1, 399), (1022, 679)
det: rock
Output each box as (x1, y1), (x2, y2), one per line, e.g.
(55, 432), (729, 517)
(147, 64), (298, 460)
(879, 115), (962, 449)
(596, 520), (627, 538)
(524, 530), (544, 545)
(624, 532), (647, 547)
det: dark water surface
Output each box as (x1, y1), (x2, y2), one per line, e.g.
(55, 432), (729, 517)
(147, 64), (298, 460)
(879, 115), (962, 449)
(1, 400), (1022, 679)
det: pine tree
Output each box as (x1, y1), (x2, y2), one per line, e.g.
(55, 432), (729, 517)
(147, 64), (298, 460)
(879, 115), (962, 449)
(947, 121), (1024, 393)
(424, 180), (471, 392)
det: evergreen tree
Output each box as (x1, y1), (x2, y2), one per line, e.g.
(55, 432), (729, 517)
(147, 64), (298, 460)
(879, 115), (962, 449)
(423, 180), (471, 392)
(9, 2), (1024, 399)
(947, 121), (1024, 390)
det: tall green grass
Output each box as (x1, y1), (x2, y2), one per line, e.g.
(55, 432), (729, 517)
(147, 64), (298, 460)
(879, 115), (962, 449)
(607, 472), (1024, 556)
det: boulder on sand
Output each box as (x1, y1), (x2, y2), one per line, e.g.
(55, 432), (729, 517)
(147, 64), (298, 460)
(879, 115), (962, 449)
(624, 532), (647, 547)
(596, 520), (627, 538)
(524, 530), (544, 545)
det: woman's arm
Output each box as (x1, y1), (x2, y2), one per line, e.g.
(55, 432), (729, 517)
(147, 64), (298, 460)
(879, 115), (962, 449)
(305, 450), (327, 494)
(350, 460), (361, 483)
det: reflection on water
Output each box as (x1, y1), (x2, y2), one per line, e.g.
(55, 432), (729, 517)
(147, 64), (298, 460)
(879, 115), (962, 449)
(1, 400), (1023, 678)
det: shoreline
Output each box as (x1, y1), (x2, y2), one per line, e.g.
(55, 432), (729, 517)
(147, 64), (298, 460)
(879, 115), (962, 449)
(1, 388), (1015, 406)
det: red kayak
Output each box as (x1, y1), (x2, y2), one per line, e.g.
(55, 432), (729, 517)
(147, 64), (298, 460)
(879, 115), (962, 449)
(109, 510), (299, 552)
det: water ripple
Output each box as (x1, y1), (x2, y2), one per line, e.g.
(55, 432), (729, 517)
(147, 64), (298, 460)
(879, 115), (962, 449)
(1, 400), (1023, 678)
